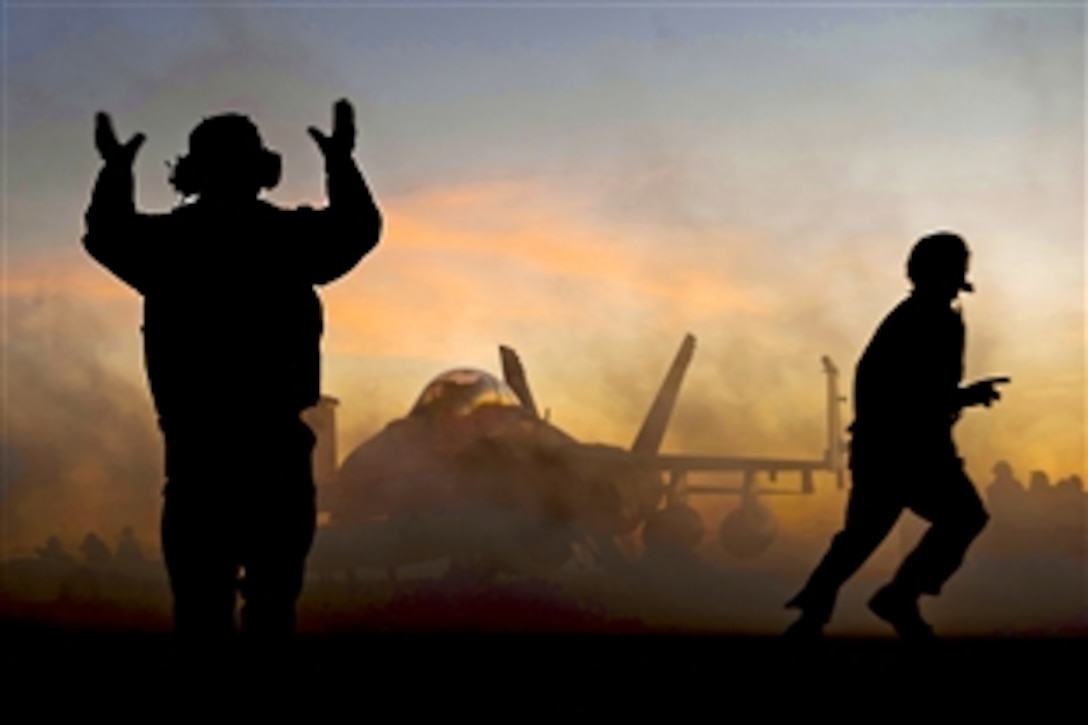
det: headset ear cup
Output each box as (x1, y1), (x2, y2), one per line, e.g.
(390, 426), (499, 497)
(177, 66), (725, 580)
(169, 154), (201, 197)
(261, 149), (282, 190)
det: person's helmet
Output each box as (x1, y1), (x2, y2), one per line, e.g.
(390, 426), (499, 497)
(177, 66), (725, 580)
(906, 231), (973, 293)
(168, 113), (281, 197)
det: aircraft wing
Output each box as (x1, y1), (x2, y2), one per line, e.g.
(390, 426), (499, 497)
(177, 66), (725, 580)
(643, 454), (838, 493)
(635, 453), (829, 474)
(573, 447), (828, 473)
(569, 446), (840, 496)
(646, 453), (840, 495)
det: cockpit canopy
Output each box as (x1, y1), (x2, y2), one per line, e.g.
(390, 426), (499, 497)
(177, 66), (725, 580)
(409, 368), (524, 418)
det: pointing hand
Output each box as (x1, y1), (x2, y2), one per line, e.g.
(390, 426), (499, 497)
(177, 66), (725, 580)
(94, 112), (145, 166)
(962, 376), (1010, 408)
(308, 98), (356, 158)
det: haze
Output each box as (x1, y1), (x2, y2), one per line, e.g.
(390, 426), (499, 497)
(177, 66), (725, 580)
(2, 3), (1082, 605)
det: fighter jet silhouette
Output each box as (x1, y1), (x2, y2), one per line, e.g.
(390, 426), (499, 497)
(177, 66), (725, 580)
(308, 335), (846, 583)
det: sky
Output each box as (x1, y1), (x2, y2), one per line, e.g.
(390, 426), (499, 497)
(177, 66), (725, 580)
(1, 2), (1084, 577)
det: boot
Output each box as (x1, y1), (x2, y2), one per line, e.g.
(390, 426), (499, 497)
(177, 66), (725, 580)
(783, 593), (829, 639)
(868, 584), (936, 640)
(783, 613), (825, 639)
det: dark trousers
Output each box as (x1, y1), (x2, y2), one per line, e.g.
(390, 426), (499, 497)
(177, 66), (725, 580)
(788, 453), (989, 623)
(159, 415), (317, 639)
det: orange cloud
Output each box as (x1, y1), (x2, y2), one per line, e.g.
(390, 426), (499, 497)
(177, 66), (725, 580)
(310, 177), (1084, 501)
(318, 177), (771, 364)
(4, 249), (141, 303)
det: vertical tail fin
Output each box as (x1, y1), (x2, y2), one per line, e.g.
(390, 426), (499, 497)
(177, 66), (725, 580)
(500, 345), (539, 417)
(631, 334), (696, 454)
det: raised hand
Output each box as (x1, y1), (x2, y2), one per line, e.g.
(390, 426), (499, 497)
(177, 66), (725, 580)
(94, 112), (145, 166)
(307, 98), (356, 159)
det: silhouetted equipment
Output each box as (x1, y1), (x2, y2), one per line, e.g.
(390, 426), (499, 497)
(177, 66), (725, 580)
(717, 474), (779, 559)
(642, 504), (705, 552)
(311, 333), (847, 581)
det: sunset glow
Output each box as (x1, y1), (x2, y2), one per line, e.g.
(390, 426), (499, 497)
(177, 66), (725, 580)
(2, 5), (1082, 638)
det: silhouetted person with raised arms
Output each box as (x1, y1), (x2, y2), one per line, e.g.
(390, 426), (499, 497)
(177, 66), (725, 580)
(82, 99), (382, 641)
(784, 232), (1007, 639)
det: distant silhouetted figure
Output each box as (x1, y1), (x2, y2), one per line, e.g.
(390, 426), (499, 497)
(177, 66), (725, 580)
(80, 533), (113, 566)
(1027, 469), (1054, 514)
(1025, 470), (1056, 542)
(1028, 470), (1052, 496)
(35, 536), (74, 566)
(978, 460), (1029, 559)
(1055, 474), (1084, 500)
(986, 461), (1028, 525)
(986, 461), (1025, 507)
(82, 99), (382, 640)
(115, 526), (144, 565)
(784, 232), (1007, 639)
(1052, 475), (1085, 558)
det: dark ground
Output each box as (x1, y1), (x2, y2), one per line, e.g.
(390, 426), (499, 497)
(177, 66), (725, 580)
(2, 625), (1085, 716)
(3, 547), (1084, 713)
(2, 578), (1085, 714)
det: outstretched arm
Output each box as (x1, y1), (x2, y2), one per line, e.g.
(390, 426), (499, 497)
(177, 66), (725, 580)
(82, 113), (162, 294)
(297, 99), (383, 285)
